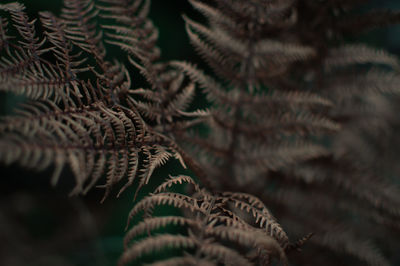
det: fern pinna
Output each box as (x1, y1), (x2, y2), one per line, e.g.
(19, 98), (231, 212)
(1, 0), (400, 265)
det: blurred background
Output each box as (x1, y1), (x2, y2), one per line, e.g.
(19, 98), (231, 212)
(1, 0), (400, 265)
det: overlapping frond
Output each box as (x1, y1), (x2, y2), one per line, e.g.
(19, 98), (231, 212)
(61, 0), (106, 62)
(176, 0), (400, 265)
(258, 1), (400, 265)
(40, 11), (89, 76)
(0, 3), (67, 101)
(127, 69), (208, 127)
(99, 0), (158, 63)
(177, 0), (336, 191)
(100, 0), (208, 137)
(183, 5), (315, 88)
(121, 176), (295, 266)
(0, 95), (183, 200)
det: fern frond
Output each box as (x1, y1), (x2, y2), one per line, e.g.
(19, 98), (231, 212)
(197, 242), (254, 266)
(0, 17), (11, 51)
(119, 234), (197, 266)
(188, 0), (236, 31)
(99, 0), (159, 63)
(153, 175), (200, 194)
(184, 15), (246, 59)
(127, 77), (200, 125)
(317, 229), (390, 266)
(0, 99), (182, 199)
(39, 11), (88, 75)
(122, 177), (291, 266)
(124, 216), (195, 247)
(325, 44), (399, 70)
(220, 196), (289, 248)
(0, 3), (63, 100)
(170, 61), (226, 103)
(127, 193), (203, 224)
(0, 3), (43, 51)
(62, 0), (105, 61)
(204, 227), (287, 265)
(325, 69), (400, 102)
(212, 110), (339, 139)
(99, 1), (205, 139)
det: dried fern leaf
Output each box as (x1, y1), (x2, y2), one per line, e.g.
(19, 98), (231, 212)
(122, 177), (291, 266)
(325, 44), (399, 70)
(0, 99), (182, 198)
(317, 229), (390, 266)
(119, 234), (197, 266)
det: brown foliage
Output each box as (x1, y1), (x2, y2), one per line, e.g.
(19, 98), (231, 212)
(1, 0), (400, 265)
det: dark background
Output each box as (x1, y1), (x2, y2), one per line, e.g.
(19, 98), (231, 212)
(1, 1), (400, 265)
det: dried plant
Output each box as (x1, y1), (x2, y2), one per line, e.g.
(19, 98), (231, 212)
(1, 0), (400, 265)
(173, 0), (400, 265)
(120, 175), (296, 266)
